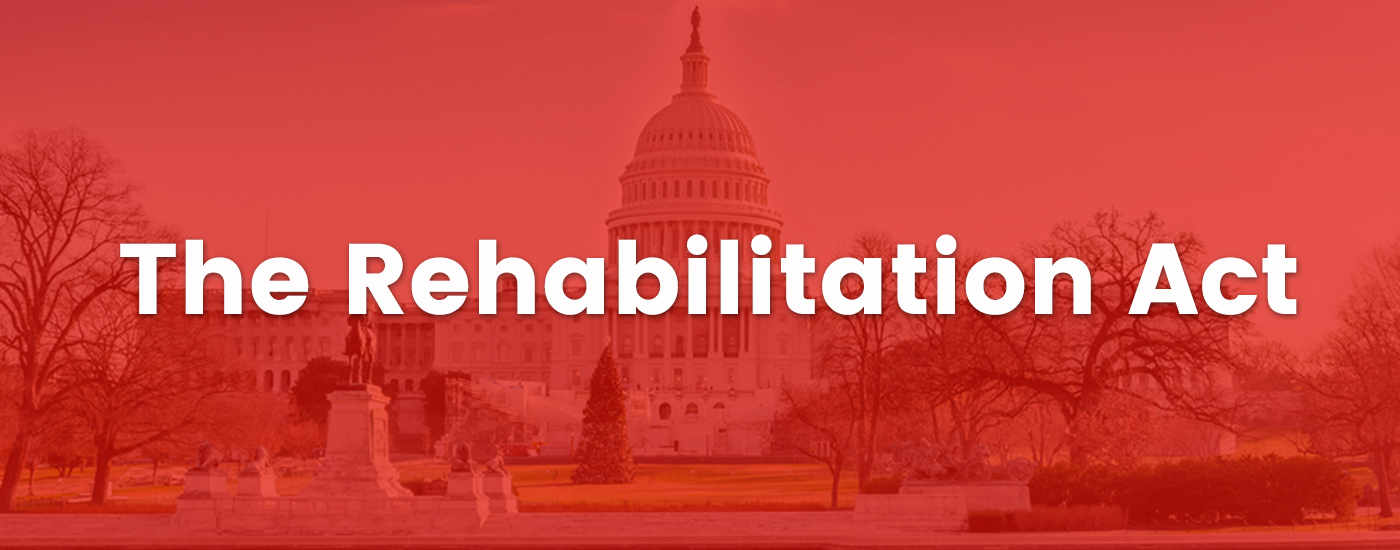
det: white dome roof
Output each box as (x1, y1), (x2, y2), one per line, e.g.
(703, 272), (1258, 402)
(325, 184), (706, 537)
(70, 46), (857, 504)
(605, 8), (782, 245)
(634, 97), (757, 157)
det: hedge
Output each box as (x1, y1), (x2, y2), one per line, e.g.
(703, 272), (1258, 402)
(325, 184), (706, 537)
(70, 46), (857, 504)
(1030, 455), (1357, 525)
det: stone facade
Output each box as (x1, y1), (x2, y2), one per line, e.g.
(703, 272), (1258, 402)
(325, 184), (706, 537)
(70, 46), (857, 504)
(853, 493), (968, 532)
(900, 481), (1032, 513)
(852, 482), (1031, 532)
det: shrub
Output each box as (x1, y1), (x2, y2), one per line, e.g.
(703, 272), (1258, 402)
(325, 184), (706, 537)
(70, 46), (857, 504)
(401, 476), (447, 496)
(1029, 462), (1123, 507)
(1030, 455), (1359, 526)
(400, 477), (427, 496)
(1117, 455), (1358, 525)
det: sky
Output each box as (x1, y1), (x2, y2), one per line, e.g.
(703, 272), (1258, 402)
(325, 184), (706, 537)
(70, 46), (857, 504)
(3, 0), (1399, 346)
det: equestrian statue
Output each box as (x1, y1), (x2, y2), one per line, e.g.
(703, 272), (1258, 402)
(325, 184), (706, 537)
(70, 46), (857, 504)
(344, 313), (379, 385)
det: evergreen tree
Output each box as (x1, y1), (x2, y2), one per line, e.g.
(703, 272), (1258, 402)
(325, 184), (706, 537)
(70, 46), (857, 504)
(571, 342), (635, 484)
(290, 357), (351, 425)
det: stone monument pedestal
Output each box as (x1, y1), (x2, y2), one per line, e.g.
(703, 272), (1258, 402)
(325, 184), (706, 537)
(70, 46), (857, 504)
(853, 492), (967, 531)
(853, 481), (1031, 532)
(299, 385), (411, 498)
(901, 480), (1031, 512)
(172, 469), (230, 529)
(444, 471), (490, 527)
(481, 472), (518, 514)
(445, 471), (485, 501)
(180, 469), (230, 500)
(238, 472), (278, 497)
(169, 384), (489, 533)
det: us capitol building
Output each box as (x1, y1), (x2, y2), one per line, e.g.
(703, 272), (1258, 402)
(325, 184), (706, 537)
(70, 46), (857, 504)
(213, 12), (813, 457)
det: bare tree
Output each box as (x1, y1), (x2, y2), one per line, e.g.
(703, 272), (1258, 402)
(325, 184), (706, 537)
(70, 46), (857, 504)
(971, 212), (1244, 464)
(896, 248), (1036, 453)
(25, 408), (91, 494)
(997, 396), (1068, 467)
(202, 391), (292, 466)
(816, 232), (905, 490)
(777, 381), (858, 508)
(277, 417), (326, 467)
(68, 293), (232, 505)
(1295, 240), (1400, 518)
(0, 128), (154, 510)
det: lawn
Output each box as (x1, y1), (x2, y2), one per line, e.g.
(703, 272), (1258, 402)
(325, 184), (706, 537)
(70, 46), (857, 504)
(467, 463), (854, 511)
(1233, 432), (1307, 457)
(12, 440), (1385, 518)
(14, 461), (858, 513)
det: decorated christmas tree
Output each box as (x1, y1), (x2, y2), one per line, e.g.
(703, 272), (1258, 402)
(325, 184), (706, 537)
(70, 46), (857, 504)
(571, 340), (635, 484)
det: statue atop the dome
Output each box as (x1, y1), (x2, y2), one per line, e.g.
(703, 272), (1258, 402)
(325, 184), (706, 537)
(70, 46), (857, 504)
(687, 7), (703, 52)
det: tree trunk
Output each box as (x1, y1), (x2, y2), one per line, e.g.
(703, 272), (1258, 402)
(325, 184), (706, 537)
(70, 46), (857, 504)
(857, 452), (872, 491)
(0, 431), (31, 511)
(854, 421), (869, 491)
(857, 416), (876, 491)
(862, 377), (883, 490)
(152, 459), (160, 486)
(1067, 390), (1098, 465)
(1378, 450), (1394, 519)
(829, 463), (842, 509)
(91, 449), (113, 507)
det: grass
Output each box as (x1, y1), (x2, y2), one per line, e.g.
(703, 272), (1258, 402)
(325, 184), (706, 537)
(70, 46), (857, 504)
(13, 461), (858, 513)
(402, 462), (859, 511)
(1234, 432), (1307, 457)
(12, 441), (1391, 523)
(517, 463), (858, 511)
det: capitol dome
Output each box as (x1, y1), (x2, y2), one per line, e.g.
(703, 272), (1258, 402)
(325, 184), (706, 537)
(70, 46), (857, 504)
(606, 8), (782, 265)
(634, 99), (757, 157)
